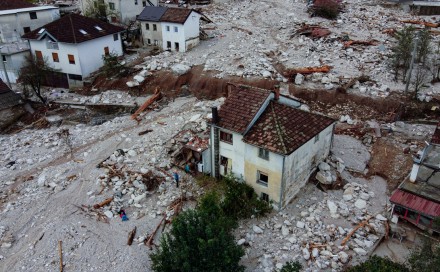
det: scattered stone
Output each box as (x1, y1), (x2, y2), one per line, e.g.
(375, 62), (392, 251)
(354, 199), (367, 209)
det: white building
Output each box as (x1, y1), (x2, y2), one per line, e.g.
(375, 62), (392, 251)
(0, 42), (30, 84)
(22, 13), (124, 88)
(79, 0), (158, 23)
(0, 0), (59, 43)
(138, 6), (202, 52)
(209, 85), (335, 209)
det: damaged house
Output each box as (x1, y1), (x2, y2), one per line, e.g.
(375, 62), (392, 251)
(209, 85), (335, 209)
(390, 122), (440, 234)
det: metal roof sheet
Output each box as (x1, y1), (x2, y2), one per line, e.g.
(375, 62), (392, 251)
(138, 6), (167, 22)
(390, 189), (440, 218)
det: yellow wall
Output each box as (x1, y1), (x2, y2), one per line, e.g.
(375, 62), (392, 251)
(244, 160), (282, 205)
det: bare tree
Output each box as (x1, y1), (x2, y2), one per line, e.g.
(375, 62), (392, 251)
(19, 54), (58, 104)
(412, 65), (429, 98)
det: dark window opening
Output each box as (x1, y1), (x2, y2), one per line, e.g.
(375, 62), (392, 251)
(109, 2), (115, 10)
(147, 38), (151, 45)
(220, 131), (233, 144)
(146, 23), (149, 30)
(167, 41), (171, 49)
(113, 33), (119, 41)
(29, 12), (37, 20)
(68, 74), (82, 81)
(258, 148), (269, 160)
(261, 193), (269, 202)
(23, 27), (31, 33)
(153, 24), (157, 31)
(2, 55), (6, 62)
(175, 42), (179, 52)
(257, 171), (268, 186)
(35, 50), (43, 62)
(104, 46), (109, 56)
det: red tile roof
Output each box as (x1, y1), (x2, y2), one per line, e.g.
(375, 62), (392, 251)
(22, 13), (124, 43)
(217, 85), (271, 134)
(243, 101), (334, 155)
(432, 121), (440, 144)
(160, 8), (192, 24)
(390, 189), (440, 218)
(0, 0), (35, 11)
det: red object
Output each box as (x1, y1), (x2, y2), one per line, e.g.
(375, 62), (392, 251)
(390, 189), (440, 218)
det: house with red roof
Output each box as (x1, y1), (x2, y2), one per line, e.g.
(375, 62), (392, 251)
(138, 6), (202, 52)
(209, 85), (335, 209)
(22, 13), (124, 88)
(390, 122), (440, 234)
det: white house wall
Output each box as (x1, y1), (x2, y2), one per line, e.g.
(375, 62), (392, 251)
(29, 39), (82, 76)
(218, 131), (246, 178)
(182, 11), (201, 51)
(161, 22), (185, 52)
(140, 21), (163, 47)
(0, 51), (30, 83)
(0, 8), (59, 43)
(107, 0), (158, 22)
(281, 124), (334, 207)
(77, 33), (123, 77)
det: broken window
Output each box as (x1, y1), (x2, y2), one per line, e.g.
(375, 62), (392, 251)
(147, 38), (151, 44)
(261, 193), (269, 202)
(220, 131), (233, 144)
(167, 41), (171, 49)
(257, 171), (268, 186)
(258, 148), (269, 160)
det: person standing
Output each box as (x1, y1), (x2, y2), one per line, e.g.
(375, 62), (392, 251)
(173, 171), (179, 188)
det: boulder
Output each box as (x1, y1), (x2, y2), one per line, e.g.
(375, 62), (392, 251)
(353, 248), (367, 256)
(376, 214), (387, 221)
(327, 200), (338, 216)
(338, 251), (349, 263)
(316, 170), (333, 184)
(237, 238), (246, 246)
(281, 225), (289, 236)
(302, 248), (311, 260)
(171, 64), (191, 75)
(253, 225), (264, 234)
(104, 211), (113, 218)
(319, 162), (331, 171)
(354, 199), (367, 209)
(296, 221), (305, 229)
(295, 74), (305, 85)
(134, 75), (145, 83)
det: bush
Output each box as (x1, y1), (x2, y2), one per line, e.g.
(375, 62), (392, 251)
(221, 175), (272, 220)
(279, 261), (303, 272)
(150, 192), (244, 272)
(312, 0), (341, 20)
(346, 255), (409, 272)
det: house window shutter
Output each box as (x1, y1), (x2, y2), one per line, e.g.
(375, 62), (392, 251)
(68, 54), (75, 64)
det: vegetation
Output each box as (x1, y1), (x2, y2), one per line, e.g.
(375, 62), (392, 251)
(311, 0), (342, 20)
(18, 54), (58, 104)
(151, 176), (271, 272)
(279, 261), (303, 272)
(102, 52), (126, 77)
(346, 255), (409, 272)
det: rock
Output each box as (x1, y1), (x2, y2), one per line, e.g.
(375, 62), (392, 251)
(253, 225), (264, 234)
(302, 248), (311, 260)
(296, 221), (305, 229)
(295, 73), (305, 85)
(127, 150), (137, 157)
(354, 199), (367, 209)
(104, 211), (113, 218)
(48, 182), (57, 188)
(360, 192), (370, 200)
(261, 256), (273, 268)
(284, 220), (291, 226)
(189, 114), (201, 122)
(281, 225), (289, 236)
(37, 174), (46, 187)
(1, 243), (12, 249)
(327, 200), (338, 215)
(312, 248), (319, 257)
(338, 251), (349, 263)
(319, 162), (331, 171)
(316, 170), (333, 184)
(376, 214), (387, 221)
(364, 240), (374, 247)
(126, 81), (139, 88)
(262, 70), (272, 78)
(237, 238), (246, 246)
(171, 64), (191, 75)
(288, 236), (297, 244)
(353, 248), (367, 256)
(133, 193), (146, 203)
(343, 194), (353, 201)
(134, 75), (145, 83)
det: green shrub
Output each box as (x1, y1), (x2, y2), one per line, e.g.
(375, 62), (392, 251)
(346, 255), (408, 272)
(280, 261), (303, 272)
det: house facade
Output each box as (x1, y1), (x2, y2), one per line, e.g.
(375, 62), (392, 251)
(79, 0), (158, 23)
(0, 0), (59, 43)
(22, 14), (124, 88)
(138, 6), (201, 52)
(390, 122), (440, 234)
(0, 42), (30, 84)
(209, 85), (335, 209)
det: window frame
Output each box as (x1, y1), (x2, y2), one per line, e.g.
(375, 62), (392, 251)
(174, 26), (178, 32)
(153, 24), (157, 31)
(220, 131), (233, 144)
(109, 2), (115, 10)
(145, 23), (150, 30)
(166, 25), (170, 32)
(35, 50), (43, 62)
(113, 33), (119, 41)
(147, 38), (151, 45)
(29, 12), (37, 20)
(134, 0), (138, 5)
(52, 52), (59, 62)
(258, 148), (269, 160)
(68, 54), (75, 64)
(261, 192), (269, 202)
(23, 27), (31, 33)
(257, 171), (269, 187)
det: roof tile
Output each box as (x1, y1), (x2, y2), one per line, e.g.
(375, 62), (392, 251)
(0, 0), (35, 11)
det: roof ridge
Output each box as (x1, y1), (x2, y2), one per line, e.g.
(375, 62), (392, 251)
(270, 101), (288, 154)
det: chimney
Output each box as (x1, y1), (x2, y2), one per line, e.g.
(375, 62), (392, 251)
(273, 88), (280, 101)
(212, 107), (219, 124)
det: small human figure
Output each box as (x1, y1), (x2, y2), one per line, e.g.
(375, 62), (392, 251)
(118, 209), (128, 221)
(184, 164), (190, 174)
(173, 171), (179, 188)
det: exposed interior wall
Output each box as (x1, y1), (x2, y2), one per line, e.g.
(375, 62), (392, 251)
(140, 21), (163, 47)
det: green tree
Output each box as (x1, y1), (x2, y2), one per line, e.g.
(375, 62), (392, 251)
(346, 255), (409, 272)
(150, 192), (244, 272)
(279, 261), (303, 272)
(407, 239), (440, 272)
(390, 26), (415, 82)
(101, 52), (126, 77)
(18, 54), (58, 104)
